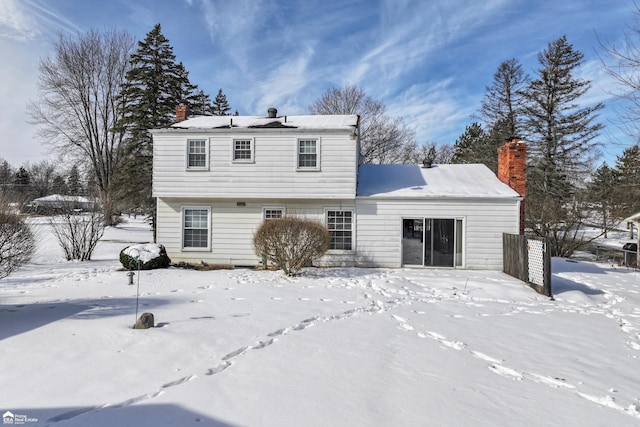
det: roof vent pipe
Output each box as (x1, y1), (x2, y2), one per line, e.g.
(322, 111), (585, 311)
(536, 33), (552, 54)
(267, 108), (277, 118)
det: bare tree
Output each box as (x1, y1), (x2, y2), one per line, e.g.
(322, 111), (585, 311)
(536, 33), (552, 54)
(408, 142), (454, 165)
(27, 160), (58, 198)
(28, 29), (135, 225)
(600, 2), (640, 136)
(309, 85), (416, 164)
(49, 203), (105, 261)
(0, 195), (35, 279)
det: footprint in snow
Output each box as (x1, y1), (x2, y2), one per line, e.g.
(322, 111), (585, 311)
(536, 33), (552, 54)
(267, 328), (290, 337)
(489, 364), (523, 381)
(206, 361), (232, 376)
(471, 351), (502, 364)
(223, 346), (249, 360)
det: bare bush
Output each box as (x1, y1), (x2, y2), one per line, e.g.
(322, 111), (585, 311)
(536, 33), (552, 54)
(0, 211), (35, 279)
(253, 217), (330, 276)
(49, 207), (105, 261)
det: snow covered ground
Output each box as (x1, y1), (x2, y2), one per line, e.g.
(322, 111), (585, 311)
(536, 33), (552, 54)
(1, 217), (639, 426)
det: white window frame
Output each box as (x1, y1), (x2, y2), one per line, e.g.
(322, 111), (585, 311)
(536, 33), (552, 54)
(232, 138), (254, 163)
(296, 138), (320, 171)
(181, 206), (211, 251)
(325, 208), (355, 252)
(186, 139), (209, 170)
(263, 206), (285, 221)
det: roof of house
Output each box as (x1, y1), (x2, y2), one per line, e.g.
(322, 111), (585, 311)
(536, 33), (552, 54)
(625, 212), (640, 223)
(356, 164), (521, 199)
(169, 114), (359, 130)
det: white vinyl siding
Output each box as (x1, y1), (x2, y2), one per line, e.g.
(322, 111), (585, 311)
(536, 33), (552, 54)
(354, 198), (519, 269)
(157, 197), (518, 270)
(186, 139), (208, 169)
(157, 198), (355, 266)
(153, 131), (356, 199)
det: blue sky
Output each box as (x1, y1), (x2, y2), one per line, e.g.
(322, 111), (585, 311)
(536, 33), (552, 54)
(0, 0), (634, 167)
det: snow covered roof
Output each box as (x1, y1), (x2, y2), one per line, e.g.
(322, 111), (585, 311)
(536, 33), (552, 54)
(356, 164), (521, 199)
(168, 114), (359, 130)
(32, 194), (92, 204)
(625, 212), (640, 223)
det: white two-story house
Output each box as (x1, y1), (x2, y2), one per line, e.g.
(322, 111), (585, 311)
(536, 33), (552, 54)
(151, 106), (524, 270)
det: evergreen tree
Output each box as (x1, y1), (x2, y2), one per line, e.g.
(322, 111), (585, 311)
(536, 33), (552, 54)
(191, 89), (215, 116)
(587, 163), (618, 237)
(113, 23), (211, 226)
(12, 167), (31, 197)
(451, 122), (490, 166)
(520, 36), (604, 256)
(480, 58), (529, 139)
(52, 175), (69, 195)
(0, 159), (14, 194)
(614, 144), (640, 218)
(67, 165), (83, 196)
(213, 89), (231, 116)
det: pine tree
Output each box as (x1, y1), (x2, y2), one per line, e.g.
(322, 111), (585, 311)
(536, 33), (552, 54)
(113, 23), (211, 226)
(67, 165), (83, 196)
(451, 122), (490, 166)
(52, 175), (68, 195)
(614, 144), (640, 218)
(587, 163), (618, 237)
(0, 159), (14, 194)
(12, 167), (31, 198)
(191, 89), (214, 116)
(520, 36), (604, 256)
(480, 58), (528, 139)
(213, 89), (231, 116)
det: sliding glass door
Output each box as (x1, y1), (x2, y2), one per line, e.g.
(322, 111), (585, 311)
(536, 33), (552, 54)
(402, 218), (463, 267)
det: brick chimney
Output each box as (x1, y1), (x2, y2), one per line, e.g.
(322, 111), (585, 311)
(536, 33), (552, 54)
(176, 103), (188, 123)
(497, 138), (526, 234)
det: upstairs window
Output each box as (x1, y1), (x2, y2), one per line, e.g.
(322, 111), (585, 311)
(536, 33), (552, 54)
(327, 210), (353, 251)
(233, 139), (254, 163)
(187, 139), (208, 169)
(297, 139), (319, 170)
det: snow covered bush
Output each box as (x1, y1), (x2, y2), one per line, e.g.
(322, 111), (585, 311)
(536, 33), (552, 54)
(120, 243), (171, 270)
(0, 210), (35, 279)
(253, 217), (330, 276)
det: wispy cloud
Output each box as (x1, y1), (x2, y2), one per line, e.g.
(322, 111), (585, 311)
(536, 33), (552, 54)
(0, 0), (36, 40)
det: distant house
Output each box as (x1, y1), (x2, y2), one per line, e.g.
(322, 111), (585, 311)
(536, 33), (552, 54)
(28, 194), (94, 214)
(150, 105), (524, 269)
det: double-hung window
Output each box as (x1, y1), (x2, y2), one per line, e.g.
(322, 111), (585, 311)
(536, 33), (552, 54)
(327, 210), (353, 251)
(297, 139), (319, 170)
(233, 139), (253, 163)
(183, 207), (210, 249)
(187, 139), (208, 169)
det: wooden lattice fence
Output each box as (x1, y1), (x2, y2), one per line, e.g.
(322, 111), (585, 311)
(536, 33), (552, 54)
(503, 233), (552, 297)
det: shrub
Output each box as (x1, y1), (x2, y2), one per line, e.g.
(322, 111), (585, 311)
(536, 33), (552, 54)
(120, 243), (171, 270)
(49, 208), (105, 261)
(0, 211), (35, 279)
(253, 217), (330, 276)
